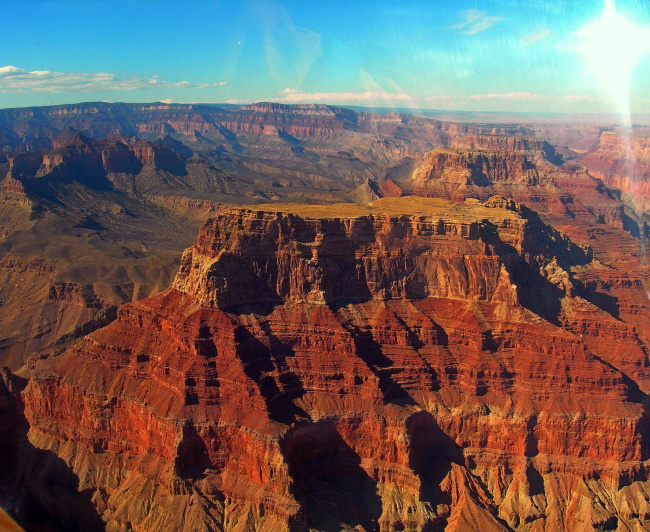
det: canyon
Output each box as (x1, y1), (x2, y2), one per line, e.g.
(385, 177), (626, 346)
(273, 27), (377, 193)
(0, 102), (649, 531)
(22, 196), (650, 531)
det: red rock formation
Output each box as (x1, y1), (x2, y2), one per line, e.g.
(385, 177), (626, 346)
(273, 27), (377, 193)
(1, 175), (25, 194)
(7, 151), (43, 180)
(23, 197), (650, 531)
(101, 141), (142, 174)
(408, 144), (647, 244)
(131, 140), (184, 173)
(5, 132), (193, 192)
(412, 148), (540, 187)
(451, 135), (562, 164)
(379, 178), (403, 197)
(579, 131), (650, 210)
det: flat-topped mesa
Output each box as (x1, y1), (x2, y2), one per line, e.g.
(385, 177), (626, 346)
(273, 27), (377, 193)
(172, 197), (535, 308)
(241, 102), (344, 117)
(579, 131), (650, 208)
(6, 151), (43, 180)
(451, 134), (563, 164)
(411, 147), (542, 188)
(6, 133), (185, 182)
(22, 195), (650, 531)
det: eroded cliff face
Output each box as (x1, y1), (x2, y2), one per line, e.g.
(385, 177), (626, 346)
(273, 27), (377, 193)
(6, 133), (190, 190)
(450, 135), (563, 165)
(579, 131), (650, 214)
(411, 148), (542, 189)
(0, 135), (223, 370)
(22, 196), (650, 531)
(408, 140), (650, 247)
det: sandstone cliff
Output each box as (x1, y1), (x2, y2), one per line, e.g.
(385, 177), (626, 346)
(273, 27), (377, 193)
(411, 148), (541, 188)
(23, 197), (650, 531)
(0, 133), (229, 369)
(579, 131), (650, 215)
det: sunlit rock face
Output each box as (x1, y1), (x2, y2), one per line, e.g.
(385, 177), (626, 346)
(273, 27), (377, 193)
(21, 196), (650, 532)
(579, 131), (650, 212)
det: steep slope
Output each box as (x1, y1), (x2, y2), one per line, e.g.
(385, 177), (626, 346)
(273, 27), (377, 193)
(0, 102), (453, 192)
(0, 367), (105, 531)
(0, 134), (239, 370)
(23, 196), (650, 531)
(579, 131), (650, 216)
(409, 139), (647, 240)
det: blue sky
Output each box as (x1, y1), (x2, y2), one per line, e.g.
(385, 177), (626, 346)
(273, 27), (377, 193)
(2, 0), (650, 114)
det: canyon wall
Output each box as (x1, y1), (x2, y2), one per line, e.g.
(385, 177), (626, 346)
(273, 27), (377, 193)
(23, 197), (650, 531)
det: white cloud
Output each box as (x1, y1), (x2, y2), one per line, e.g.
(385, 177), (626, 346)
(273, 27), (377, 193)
(423, 96), (452, 102)
(470, 92), (605, 103)
(0, 65), (227, 94)
(0, 65), (25, 76)
(159, 98), (174, 104)
(558, 94), (605, 103)
(277, 88), (411, 103)
(470, 92), (547, 101)
(224, 99), (250, 104)
(520, 28), (551, 44)
(452, 9), (501, 35)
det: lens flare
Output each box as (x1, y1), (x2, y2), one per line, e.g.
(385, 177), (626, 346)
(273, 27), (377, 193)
(577, 0), (650, 276)
(576, 0), (650, 126)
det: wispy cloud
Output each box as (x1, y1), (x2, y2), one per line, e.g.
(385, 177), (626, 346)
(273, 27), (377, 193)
(277, 88), (411, 103)
(520, 28), (551, 44)
(470, 92), (547, 101)
(423, 96), (452, 103)
(0, 66), (227, 93)
(224, 99), (250, 104)
(451, 9), (501, 35)
(470, 92), (604, 103)
(559, 94), (605, 103)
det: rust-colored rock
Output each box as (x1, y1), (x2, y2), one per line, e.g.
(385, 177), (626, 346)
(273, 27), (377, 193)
(23, 196), (650, 531)
(579, 131), (650, 213)
(412, 148), (540, 187)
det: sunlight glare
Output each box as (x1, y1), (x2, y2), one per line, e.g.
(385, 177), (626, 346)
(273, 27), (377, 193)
(576, 0), (650, 125)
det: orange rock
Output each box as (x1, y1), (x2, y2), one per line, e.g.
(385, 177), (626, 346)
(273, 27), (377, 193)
(22, 197), (650, 531)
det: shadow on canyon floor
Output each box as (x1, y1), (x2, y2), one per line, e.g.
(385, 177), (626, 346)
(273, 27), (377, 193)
(234, 324), (311, 425)
(0, 418), (105, 531)
(282, 419), (383, 532)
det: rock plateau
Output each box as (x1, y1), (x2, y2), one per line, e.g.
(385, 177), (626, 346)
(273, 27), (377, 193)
(23, 196), (650, 532)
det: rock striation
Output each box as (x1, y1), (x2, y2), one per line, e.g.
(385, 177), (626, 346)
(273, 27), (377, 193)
(411, 148), (541, 187)
(23, 196), (650, 531)
(579, 131), (650, 214)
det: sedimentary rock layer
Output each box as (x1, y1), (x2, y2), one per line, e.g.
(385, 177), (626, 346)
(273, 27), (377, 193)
(23, 197), (650, 531)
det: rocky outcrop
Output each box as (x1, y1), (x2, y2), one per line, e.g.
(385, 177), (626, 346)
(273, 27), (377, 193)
(131, 140), (185, 173)
(7, 151), (44, 180)
(451, 135), (563, 165)
(354, 178), (404, 205)
(100, 141), (143, 174)
(1, 175), (25, 194)
(0, 367), (107, 531)
(3, 132), (238, 199)
(23, 197), (650, 531)
(412, 148), (540, 187)
(4, 133), (186, 182)
(0, 367), (22, 433)
(579, 131), (650, 212)
(172, 202), (524, 308)
(406, 143), (646, 243)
